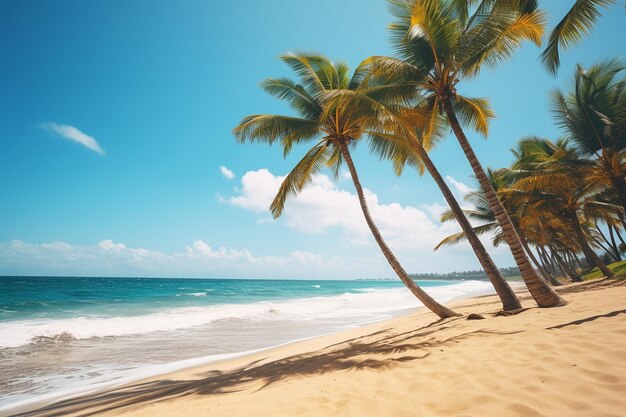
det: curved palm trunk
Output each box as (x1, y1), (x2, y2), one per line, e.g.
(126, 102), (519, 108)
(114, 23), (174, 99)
(552, 249), (580, 283)
(537, 247), (555, 280)
(338, 141), (460, 318)
(442, 97), (567, 307)
(519, 235), (554, 283)
(568, 211), (614, 278)
(407, 138), (522, 311)
(607, 225), (621, 261)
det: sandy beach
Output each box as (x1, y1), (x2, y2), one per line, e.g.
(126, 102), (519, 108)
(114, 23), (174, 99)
(5, 278), (624, 417)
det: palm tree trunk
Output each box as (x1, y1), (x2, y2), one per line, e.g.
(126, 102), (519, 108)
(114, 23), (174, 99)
(590, 234), (619, 262)
(517, 230), (546, 276)
(406, 138), (522, 311)
(553, 250), (581, 282)
(538, 246), (559, 285)
(338, 141), (460, 318)
(614, 225), (626, 247)
(441, 97), (566, 307)
(607, 224), (621, 261)
(567, 211), (614, 278)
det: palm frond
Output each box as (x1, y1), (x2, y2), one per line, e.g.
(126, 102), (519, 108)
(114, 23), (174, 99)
(540, 0), (616, 75)
(452, 96), (495, 137)
(270, 142), (330, 218)
(260, 78), (321, 119)
(460, 9), (545, 77)
(434, 223), (498, 250)
(280, 52), (329, 96)
(233, 115), (320, 153)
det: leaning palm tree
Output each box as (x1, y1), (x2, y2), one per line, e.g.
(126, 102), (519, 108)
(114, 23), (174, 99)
(434, 169), (561, 283)
(539, 0), (617, 75)
(373, 0), (566, 306)
(505, 136), (616, 277)
(233, 53), (459, 318)
(344, 96), (522, 311)
(552, 59), (626, 212)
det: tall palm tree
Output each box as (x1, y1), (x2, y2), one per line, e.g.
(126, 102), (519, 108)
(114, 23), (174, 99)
(552, 59), (626, 212)
(539, 0), (617, 75)
(233, 53), (459, 318)
(374, 0), (566, 306)
(349, 96), (522, 311)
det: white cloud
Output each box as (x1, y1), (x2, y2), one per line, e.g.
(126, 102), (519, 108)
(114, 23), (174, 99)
(220, 166), (235, 179)
(98, 239), (126, 253)
(446, 175), (473, 196)
(40, 122), (106, 155)
(226, 169), (461, 251)
(0, 239), (348, 279)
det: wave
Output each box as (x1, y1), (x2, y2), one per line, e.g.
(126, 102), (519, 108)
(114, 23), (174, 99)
(0, 280), (494, 349)
(176, 292), (207, 297)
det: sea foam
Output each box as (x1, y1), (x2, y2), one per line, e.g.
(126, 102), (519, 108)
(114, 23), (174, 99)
(0, 280), (493, 349)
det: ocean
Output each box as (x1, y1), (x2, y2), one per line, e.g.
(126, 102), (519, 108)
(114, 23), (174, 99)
(0, 276), (495, 412)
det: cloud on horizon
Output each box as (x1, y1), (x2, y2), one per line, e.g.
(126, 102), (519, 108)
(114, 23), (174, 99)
(0, 239), (347, 279)
(40, 122), (106, 155)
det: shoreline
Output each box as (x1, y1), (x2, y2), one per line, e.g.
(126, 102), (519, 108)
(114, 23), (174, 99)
(1, 282), (495, 416)
(5, 278), (626, 417)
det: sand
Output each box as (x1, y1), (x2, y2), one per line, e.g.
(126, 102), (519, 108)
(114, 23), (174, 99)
(7, 278), (626, 417)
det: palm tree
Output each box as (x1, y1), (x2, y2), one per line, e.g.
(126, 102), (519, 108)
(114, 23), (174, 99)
(354, 99), (522, 311)
(434, 168), (570, 284)
(540, 0), (617, 75)
(552, 59), (626, 212)
(374, 0), (566, 307)
(233, 53), (459, 318)
(504, 136), (616, 278)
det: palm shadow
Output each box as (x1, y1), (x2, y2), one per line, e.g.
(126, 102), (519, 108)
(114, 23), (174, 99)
(10, 318), (516, 417)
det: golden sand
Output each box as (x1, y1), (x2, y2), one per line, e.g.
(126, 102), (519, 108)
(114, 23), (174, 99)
(9, 279), (626, 417)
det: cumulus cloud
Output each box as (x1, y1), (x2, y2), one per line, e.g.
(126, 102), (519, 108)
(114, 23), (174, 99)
(40, 122), (106, 155)
(446, 175), (473, 196)
(0, 239), (346, 278)
(226, 169), (461, 251)
(220, 166), (235, 179)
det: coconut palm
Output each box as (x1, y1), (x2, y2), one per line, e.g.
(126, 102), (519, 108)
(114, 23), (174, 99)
(367, 112), (523, 310)
(233, 52), (459, 318)
(552, 59), (626, 212)
(540, 0), (617, 75)
(434, 168), (569, 283)
(504, 136), (617, 277)
(373, 0), (566, 306)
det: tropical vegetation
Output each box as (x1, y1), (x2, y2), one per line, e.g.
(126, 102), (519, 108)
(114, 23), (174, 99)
(233, 0), (622, 317)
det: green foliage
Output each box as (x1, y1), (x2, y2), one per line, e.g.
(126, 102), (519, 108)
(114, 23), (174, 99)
(582, 260), (626, 280)
(234, 52), (419, 217)
(409, 266), (522, 281)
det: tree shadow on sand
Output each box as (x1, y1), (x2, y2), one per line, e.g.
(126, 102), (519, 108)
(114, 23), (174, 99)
(11, 318), (516, 417)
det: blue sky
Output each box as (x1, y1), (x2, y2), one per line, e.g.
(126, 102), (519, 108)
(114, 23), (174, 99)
(0, 1), (624, 278)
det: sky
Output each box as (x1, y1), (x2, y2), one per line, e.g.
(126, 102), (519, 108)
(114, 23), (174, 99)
(0, 1), (624, 279)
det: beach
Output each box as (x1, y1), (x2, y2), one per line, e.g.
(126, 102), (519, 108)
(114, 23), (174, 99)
(5, 278), (625, 417)
(0, 278), (495, 413)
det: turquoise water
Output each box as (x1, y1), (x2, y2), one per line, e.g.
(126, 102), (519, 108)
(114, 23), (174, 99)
(1, 276), (451, 322)
(0, 276), (494, 412)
